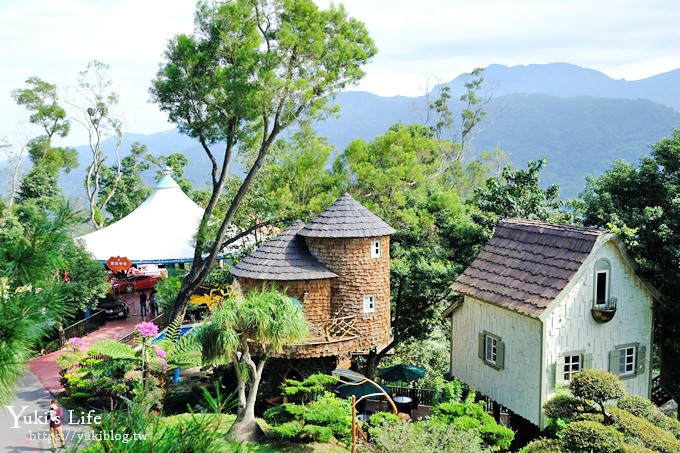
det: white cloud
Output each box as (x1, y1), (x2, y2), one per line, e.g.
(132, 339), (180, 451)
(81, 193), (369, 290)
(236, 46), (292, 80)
(1, 0), (679, 146)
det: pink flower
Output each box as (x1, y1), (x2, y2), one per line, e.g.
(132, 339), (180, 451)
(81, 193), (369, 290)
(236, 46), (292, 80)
(160, 359), (168, 372)
(154, 347), (167, 359)
(135, 322), (159, 338)
(68, 337), (85, 351)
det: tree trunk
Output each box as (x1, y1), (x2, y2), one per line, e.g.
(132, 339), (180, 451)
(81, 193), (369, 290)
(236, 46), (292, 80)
(229, 355), (267, 442)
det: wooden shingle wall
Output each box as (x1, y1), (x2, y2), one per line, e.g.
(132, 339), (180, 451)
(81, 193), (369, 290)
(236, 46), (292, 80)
(305, 236), (392, 350)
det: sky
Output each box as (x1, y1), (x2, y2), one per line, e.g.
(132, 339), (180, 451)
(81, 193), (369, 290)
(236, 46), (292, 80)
(1, 0), (679, 150)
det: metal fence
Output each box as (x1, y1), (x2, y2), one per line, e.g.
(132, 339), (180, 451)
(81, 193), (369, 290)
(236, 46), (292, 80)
(388, 385), (435, 406)
(59, 310), (108, 347)
(117, 311), (170, 347)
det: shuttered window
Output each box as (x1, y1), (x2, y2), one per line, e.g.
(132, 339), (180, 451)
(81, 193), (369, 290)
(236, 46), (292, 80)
(609, 343), (646, 378)
(555, 352), (592, 387)
(478, 331), (505, 370)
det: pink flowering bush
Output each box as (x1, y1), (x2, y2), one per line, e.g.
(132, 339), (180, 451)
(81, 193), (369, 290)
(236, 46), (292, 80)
(154, 347), (167, 359)
(136, 321), (159, 338)
(68, 336), (85, 352)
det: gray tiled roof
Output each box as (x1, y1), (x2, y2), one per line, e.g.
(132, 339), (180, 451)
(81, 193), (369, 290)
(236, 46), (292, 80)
(450, 218), (605, 318)
(298, 193), (396, 238)
(230, 220), (338, 281)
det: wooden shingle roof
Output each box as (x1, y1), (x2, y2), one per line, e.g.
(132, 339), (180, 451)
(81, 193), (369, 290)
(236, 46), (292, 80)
(298, 193), (396, 238)
(230, 220), (338, 281)
(450, 218), (605, 318)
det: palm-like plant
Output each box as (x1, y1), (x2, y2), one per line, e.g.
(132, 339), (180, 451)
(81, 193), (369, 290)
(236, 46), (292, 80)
(198, 288), (309, 442)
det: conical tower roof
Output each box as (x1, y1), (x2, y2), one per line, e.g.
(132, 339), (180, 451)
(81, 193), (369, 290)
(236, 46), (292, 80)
(230, 220), (338, 281)
(298, 193), (395, 238)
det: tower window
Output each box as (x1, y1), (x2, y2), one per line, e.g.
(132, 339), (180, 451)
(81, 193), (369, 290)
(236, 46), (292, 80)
(370, 240), (381, 258)
(363, 295), (376, 313)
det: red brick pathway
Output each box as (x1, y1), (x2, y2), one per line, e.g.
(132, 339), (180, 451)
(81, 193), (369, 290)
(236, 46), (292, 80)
(28, 292), (155, 395)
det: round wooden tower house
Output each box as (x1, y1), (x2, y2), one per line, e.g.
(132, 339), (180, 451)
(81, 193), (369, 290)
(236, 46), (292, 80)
(298, 193), (395, 351)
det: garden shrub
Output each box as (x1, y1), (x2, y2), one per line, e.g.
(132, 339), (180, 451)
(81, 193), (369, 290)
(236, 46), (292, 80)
(451, 415), (481, 431)
(301, 424), (333, 443)
(617, 395), (680, 437)
(608, 407), (680, 453)
(367, 417), (486, 453)
(620, 444), (656, 453)
(478, 423), (514, 450)
(543, 394), (585, 420)
(432, 401), (514, 450)
(431, 376), (465, 405)
(560, 420), (623, 453)
(263, 392), (351, 445)
(569, 369), (626, 411)
(369, 411), (400, 426)
(270, 420), (303, 439)
(518, 438), (564, 453)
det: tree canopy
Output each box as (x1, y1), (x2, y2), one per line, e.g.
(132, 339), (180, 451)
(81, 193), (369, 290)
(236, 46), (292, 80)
(150, 0), (377, 323)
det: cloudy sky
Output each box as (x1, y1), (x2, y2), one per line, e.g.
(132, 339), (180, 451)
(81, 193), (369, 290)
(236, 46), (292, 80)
(1, 0), (679, 148)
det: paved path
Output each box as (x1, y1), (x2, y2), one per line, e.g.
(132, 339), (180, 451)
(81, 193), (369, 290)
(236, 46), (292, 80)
(28, 293), (152, 396)
(0, 372), (90, 452)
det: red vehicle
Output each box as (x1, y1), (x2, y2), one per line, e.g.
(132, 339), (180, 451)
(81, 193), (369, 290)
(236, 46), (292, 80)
(111, 275), (162, 293)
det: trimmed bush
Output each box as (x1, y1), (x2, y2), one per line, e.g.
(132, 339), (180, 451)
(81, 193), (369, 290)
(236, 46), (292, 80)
(620, 444), (656, 453)
(479, 423), (514, 450)
(570, 370), (626, 410)
(544, 394), (587, 420)
(560, 420), (623, 453)
(270, 420), (302, 439)
(518, 438), (564, 453)
(608, 407), (680, 453)
(369, 417), (486, 453)
(301, 424), (333, 443)
(263, 392), (352, 445)
(617, 395), (680, 438)
(452, 415), (481, 431)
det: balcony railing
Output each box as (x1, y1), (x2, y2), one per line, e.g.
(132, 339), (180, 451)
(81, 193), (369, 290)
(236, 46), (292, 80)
(591, 297), (617, 323)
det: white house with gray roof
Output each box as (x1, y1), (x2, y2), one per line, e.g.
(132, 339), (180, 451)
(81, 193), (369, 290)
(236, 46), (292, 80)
(444, 218), (658, 428)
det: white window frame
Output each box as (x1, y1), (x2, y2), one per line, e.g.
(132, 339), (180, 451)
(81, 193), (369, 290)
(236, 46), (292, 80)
(479, 331), (504, 370)
(485, 335), (497, 365)
(610, 343), (645, 378)
(563, 354), (581, 382)
(370, 240), (381, 258)
(619, 347), (636, 376)
(594, 269), (609, 306)
(363, 295), (376, 313)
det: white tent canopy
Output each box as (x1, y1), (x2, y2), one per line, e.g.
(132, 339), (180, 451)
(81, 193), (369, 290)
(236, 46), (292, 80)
(78, 174), (204, 263)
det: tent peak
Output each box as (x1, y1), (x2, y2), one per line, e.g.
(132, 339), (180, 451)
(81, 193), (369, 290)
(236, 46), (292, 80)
(156, 174), (180, 190)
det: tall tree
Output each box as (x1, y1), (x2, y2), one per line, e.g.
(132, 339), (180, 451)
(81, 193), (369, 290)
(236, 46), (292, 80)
(68, 60), (123, 229)
(98, 142), (152, 223)
(11, 77), (77, 209)
(471, 158), (569, 234)
(336, 123), (485, 377)
(198, 289), (308, 442)
(150, 0), (376, 323)
(580, 130), (680, 410)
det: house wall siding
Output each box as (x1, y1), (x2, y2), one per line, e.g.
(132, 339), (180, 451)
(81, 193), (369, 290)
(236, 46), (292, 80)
(543, 241), (654, 407)
(449, 297), (543, 426)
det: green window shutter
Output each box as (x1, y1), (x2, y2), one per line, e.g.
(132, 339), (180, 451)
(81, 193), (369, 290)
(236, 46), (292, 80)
(636, 346), (646, 375)
(555, 356), (567, 387)
(583, 353), (593, 370)
(496, 340), (505, 369)
(478, 333), (485, 361)
(609, 350), (620, 374)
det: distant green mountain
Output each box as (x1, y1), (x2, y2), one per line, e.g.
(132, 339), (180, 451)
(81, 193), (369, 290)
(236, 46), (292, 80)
(4, 63), (680, 201)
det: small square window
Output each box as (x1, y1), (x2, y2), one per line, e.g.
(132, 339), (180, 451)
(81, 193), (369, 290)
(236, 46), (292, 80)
(363, 295), (376, 313)
(563, 355), (581, 381)
(370, 241), (381, 258)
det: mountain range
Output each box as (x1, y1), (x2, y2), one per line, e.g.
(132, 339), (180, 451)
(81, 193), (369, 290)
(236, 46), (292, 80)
(5, 63), (680, 201)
